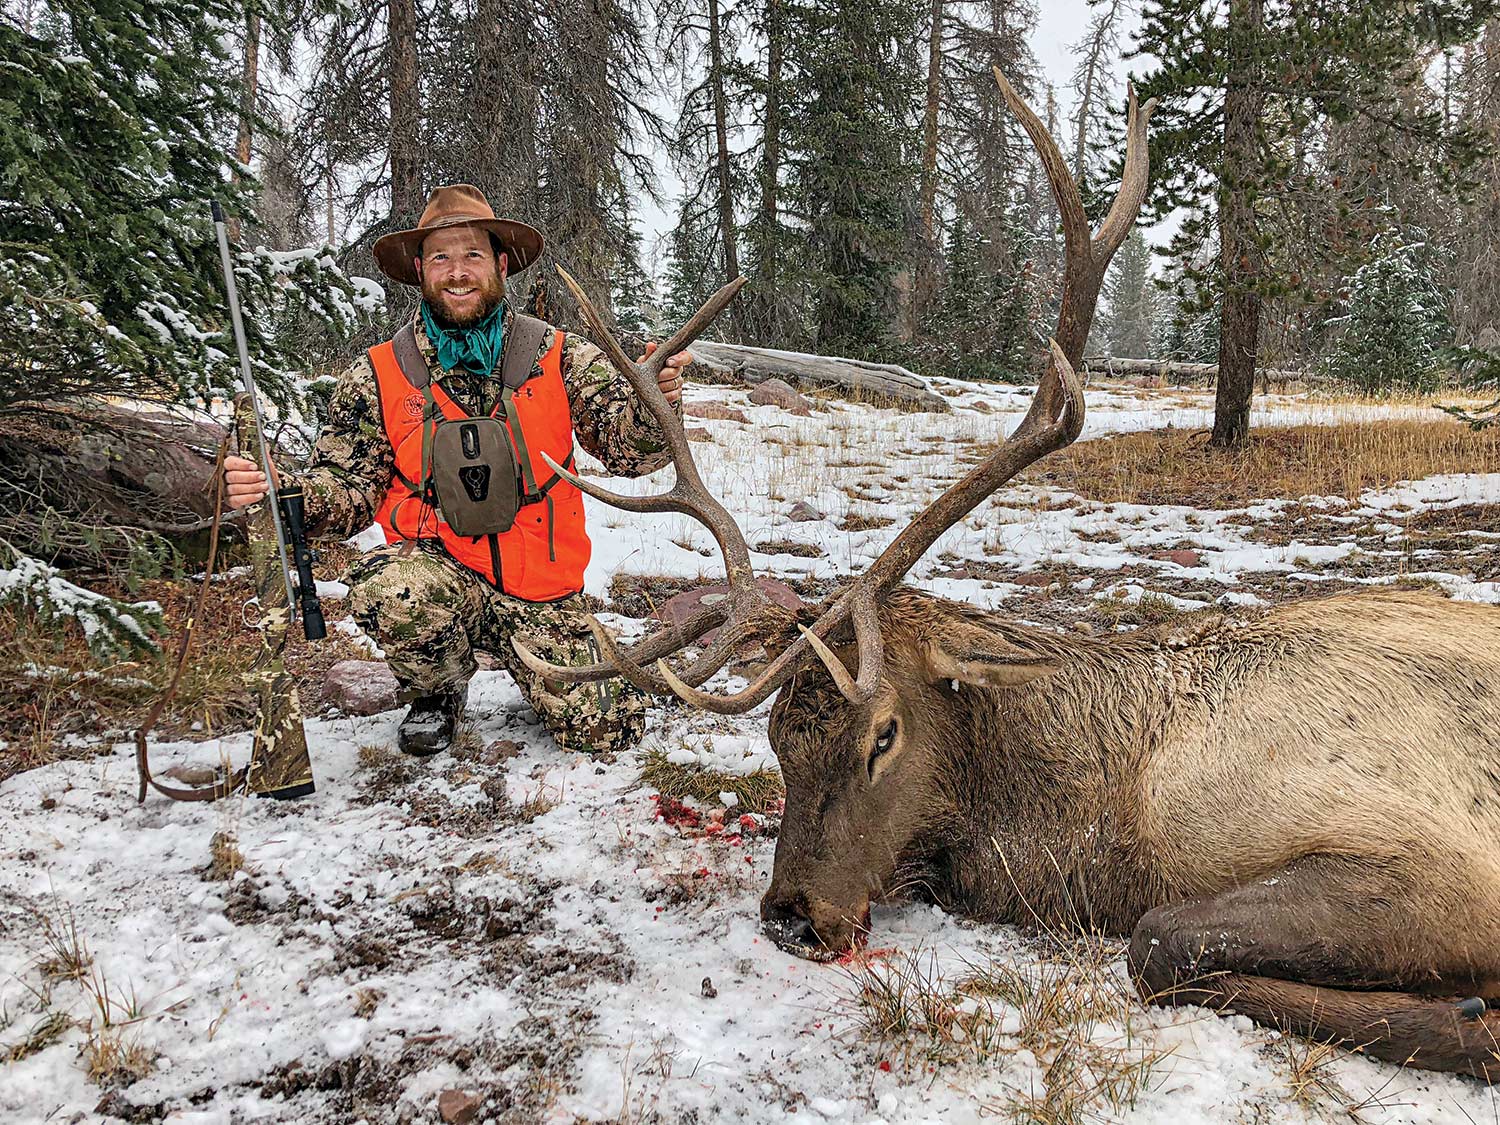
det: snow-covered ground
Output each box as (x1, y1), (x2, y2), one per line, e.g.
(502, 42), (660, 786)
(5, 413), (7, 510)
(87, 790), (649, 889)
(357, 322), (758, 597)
(2, 379), (1497, 1124)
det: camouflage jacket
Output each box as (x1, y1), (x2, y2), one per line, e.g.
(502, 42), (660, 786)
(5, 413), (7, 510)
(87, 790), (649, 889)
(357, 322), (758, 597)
(298, 304), (677, 538)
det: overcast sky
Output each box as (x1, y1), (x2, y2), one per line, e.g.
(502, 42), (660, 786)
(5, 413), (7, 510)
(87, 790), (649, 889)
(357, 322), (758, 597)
(637, 0), (1150, 267)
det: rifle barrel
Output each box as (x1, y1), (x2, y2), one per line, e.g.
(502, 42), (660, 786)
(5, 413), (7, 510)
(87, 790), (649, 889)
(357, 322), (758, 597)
(210, 200), (299, 625)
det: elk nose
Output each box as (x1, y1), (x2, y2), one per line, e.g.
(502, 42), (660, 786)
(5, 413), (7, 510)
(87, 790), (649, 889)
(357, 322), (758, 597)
(760, 895), (820, 952)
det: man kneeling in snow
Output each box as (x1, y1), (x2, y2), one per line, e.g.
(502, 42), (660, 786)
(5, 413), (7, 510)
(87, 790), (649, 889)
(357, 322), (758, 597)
(222, 185), (689, 757)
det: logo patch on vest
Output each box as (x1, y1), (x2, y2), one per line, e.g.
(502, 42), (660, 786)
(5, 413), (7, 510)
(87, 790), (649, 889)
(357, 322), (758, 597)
(403, 392), (424, 419)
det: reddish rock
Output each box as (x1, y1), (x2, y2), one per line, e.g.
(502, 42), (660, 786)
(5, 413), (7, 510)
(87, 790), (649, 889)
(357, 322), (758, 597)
(684, 402), (749, 423)
(481, 740), (521, 765)
(1011, 572), (1053, 587)
(321, 660), (400, 716)
(437, 1090), (482, 1124)
(1152, 550), (1203, 568)
(653, 579), (804, 645)
(747, 378), (812, 416)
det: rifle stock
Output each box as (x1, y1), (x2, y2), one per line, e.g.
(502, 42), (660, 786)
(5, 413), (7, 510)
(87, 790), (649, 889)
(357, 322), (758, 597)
(236, 394), (316, 800)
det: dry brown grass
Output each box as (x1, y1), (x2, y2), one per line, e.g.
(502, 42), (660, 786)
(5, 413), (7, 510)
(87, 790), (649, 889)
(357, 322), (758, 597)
(516, 780), (564, 821)
(0, 567), (368, 785)
(638, 748), (785, 814)
(1029, 420), (1500, 509)
(3, 1011), (70, 1063)
(205, 830), (246, 881)
(1093, 591), (1195, 628)
(843, 939), (1168, 1124)
(38, 908), (93, 983)
(84, 1026), (157, 1088)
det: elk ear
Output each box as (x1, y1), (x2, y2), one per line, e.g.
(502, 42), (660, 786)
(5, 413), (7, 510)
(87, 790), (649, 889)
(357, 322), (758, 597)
(923, 639), (1059, 690)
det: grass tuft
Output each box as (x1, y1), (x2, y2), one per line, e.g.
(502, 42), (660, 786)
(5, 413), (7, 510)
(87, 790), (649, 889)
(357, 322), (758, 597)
(1093, 591), (1191, 628)
(38, 908), (93, 983)
(638, 748), (785, 814)
(844, 939), (1168, 1125)
(516, 781), (563, 822)
(205, 830), (246, 881)
(3, 1011), (71, 1063)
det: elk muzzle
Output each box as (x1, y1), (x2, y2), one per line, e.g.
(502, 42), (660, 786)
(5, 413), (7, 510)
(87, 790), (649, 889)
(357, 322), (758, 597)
(760, 890), (871, 962)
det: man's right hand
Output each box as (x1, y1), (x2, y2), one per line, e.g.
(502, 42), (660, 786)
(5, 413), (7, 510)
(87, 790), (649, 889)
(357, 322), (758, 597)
(224, 455), (279, 510)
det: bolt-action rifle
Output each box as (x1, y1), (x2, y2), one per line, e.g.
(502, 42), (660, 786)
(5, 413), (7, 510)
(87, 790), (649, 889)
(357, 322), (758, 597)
(134, 203), (322, 803)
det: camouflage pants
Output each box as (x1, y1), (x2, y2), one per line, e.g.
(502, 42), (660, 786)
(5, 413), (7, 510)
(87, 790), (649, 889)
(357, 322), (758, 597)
(346, 542), (647, 754)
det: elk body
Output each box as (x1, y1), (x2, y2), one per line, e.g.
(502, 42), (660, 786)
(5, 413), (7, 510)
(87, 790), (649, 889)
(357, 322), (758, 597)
(515, 72), (1500, 1079)
(764, 586), (1500, 1079)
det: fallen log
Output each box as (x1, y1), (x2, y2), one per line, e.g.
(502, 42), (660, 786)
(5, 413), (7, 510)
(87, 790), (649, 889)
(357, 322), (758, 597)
(1082, 355), (1314, 387)
(688, 341), (952, 412)
(0, 400), (241, 570)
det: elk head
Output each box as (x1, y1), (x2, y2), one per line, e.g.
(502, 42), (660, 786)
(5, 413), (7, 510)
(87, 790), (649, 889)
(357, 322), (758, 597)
(514, 71), (1155, 960)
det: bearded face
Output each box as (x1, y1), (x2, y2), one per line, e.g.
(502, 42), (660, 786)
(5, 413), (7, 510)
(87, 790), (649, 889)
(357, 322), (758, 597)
(416, 226), (507, 328)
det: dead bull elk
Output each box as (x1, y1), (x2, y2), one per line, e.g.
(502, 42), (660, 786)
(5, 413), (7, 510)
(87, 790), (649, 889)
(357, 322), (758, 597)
(517, 71), (1500, 1081)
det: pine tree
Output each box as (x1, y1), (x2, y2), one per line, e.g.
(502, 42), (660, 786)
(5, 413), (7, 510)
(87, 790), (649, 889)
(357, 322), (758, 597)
(740, 0), (807, 346)
(785, 0), (923, 356)
(1134, 0), (1494, 445)
(662, 197), (720, 326)
(0, 0), (371, 411)
(661, 0), (750, 340)
(612, 203), (656, 337)
(1102, 228), (1155, 358)
(1322, 234), (1449, 394)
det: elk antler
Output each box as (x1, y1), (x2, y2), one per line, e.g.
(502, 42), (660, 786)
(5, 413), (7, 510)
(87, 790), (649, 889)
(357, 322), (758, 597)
(510, 268), (799, 694)
(636, 72), (1157, 714)
(518, 73), (1156, 715)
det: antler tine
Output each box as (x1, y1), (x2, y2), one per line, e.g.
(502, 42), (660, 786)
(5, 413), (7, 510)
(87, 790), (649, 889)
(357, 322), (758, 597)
(648, 69), (1146, 714)
(534, 265), (790, 696)
(510, 600), (730, 686)
(993, 67), (1090, 256)
(650, 588), (871, 714)
(787, 73), (1144, 622)
(553, 266), (756, 570)
(1096, 83), (1160, 261)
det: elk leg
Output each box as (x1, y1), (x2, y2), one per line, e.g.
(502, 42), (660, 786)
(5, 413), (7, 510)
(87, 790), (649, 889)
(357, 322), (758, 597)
(1128, 856), (1500, 1080)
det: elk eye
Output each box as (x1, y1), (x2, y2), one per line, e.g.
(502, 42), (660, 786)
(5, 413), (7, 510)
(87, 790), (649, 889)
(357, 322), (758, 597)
(869, 719), (898, 778)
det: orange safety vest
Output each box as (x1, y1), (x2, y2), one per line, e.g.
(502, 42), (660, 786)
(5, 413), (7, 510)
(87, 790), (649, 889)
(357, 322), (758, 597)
(368, 327), (591, 602)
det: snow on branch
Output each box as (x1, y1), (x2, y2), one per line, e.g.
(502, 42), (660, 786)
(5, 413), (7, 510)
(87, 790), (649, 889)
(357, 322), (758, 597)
(0, 543), (163, 660)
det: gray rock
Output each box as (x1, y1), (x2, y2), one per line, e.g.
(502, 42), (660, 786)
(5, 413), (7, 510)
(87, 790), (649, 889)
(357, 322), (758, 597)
(322, 660), (400, 716)
(787, 501), (825, 523)
(747, 378), (812, 416)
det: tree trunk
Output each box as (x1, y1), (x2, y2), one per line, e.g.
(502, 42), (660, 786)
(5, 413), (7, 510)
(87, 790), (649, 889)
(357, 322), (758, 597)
(229, 10), (261, 243)
(326, 170), (336, 247)
(388, 0), (422, 314)
(748, 0), (784, 338)
(1211, 0), (1265, 449)
(914, 0), (944, 332)
(708, 0), (744, 340)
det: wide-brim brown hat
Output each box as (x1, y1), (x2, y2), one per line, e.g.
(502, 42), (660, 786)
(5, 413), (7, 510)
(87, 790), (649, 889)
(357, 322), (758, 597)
(372, 184), (543, 286)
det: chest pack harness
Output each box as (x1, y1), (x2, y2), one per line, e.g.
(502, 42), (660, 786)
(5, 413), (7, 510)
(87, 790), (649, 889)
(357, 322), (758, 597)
(388, 313), (573, 538)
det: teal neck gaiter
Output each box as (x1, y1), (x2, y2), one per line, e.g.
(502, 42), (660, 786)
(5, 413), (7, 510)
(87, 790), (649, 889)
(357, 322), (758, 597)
(421, 299), (506, 377)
